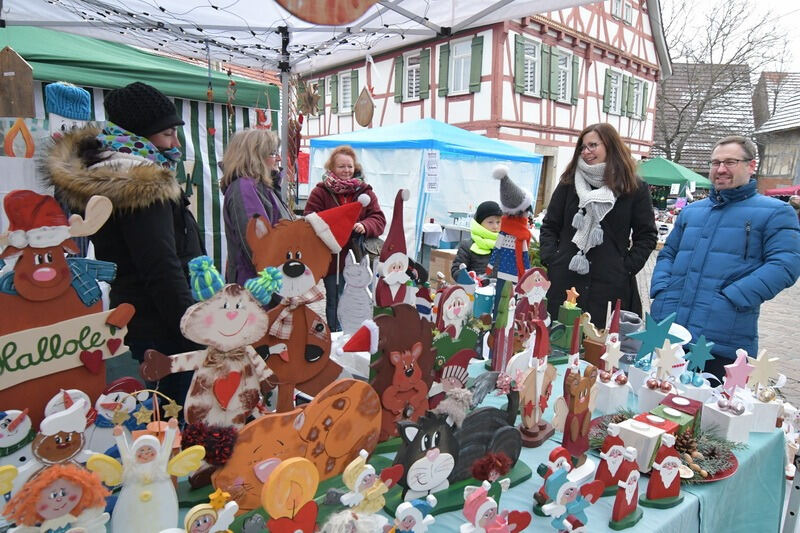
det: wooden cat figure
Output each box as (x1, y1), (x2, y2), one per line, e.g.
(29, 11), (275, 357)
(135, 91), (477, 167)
(247, 198), (368, 411)
(141, 257), (280, 428)
(338, 250), (373, 335)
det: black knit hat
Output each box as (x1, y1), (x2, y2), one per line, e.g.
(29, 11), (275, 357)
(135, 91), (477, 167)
(104, 82), (184, 138)
(474, 201), (502, 223)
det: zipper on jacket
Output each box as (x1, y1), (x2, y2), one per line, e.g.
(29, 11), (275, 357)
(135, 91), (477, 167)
(744, 221), (751, 259)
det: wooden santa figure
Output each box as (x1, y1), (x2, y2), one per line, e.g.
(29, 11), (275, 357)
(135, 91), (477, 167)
(609, 469), (643, 530)
(533, 447), (572, 514)
(375, 190), (411, 308)
(514, 267), (551, 327)
(640, 433), (684, 508)
(593, 423), (638, 496)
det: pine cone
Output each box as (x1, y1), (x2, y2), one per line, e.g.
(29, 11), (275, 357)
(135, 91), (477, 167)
(609, 413), (629, 425)
(675, 430), (697, 455)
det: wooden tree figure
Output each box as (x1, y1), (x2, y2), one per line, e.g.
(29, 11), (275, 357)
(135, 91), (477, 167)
(609, 469), (643, 530)
(211, 379), (381, 513)
(548, 287), (583, 361)
(262, 458), (320, 533)
(141, 256), (281, 428)
(0, 192), (134, 427)
(246, 196), (368, 411)
(490, 281), (516, 373)
(639, 433), (683, 508)
(1, 463), (110, 533)
(375, 190), (412, 308)
(518, 352), (557, 448)
(627, 312), (682, 370)
(748, 348), (780, 399)
(593, 424), (638, 496)
(339, 449), (403, 514)
(681, 335), (715, 388)
(87, 417), (206, 533)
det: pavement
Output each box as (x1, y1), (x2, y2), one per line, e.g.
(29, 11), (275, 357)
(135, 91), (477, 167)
(635, 250), (800, 406)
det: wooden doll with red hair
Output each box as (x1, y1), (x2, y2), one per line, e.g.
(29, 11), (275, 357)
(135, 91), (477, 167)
(2, 463), (110, 532)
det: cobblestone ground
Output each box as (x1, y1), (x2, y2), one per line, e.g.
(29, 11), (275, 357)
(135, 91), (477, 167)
(636, 250), (800, 405)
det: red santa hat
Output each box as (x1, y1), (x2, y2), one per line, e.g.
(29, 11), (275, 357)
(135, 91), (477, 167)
(608, 299), (621, 335)
(547, 446), (572, 471)
(103, 376), (145, 396)
(340, 319), (379, 354)
(3, 190), (71, 250)
(652, 433), (679, 465)
(515, 267), (548, 294)
(40, 398), (87, 436)
(600, 423), (625, 454)
(379, 189), (410, 263)
(305, 194), (370, 253)
(463, 480), (495, 524)
(435, 285), (467, 331)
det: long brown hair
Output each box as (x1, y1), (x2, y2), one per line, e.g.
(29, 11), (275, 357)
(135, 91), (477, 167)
(560, 123), (638, 196)
(220, 128), (279, 191)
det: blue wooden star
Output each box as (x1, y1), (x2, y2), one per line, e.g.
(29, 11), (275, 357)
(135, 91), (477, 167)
(685, 335), (715, 375)
(627, 312), (682, 364)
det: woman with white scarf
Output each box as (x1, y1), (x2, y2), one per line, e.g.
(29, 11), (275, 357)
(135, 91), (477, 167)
(539, 123), (657, 326)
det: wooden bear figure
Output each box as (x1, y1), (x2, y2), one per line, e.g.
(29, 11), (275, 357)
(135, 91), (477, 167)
(141, 257), (281, 428)
(246, 196), (368, 411)
(555, 364), (598, 464)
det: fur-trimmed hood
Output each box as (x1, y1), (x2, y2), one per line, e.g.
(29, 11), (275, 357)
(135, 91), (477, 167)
(43, 125), (182, 211)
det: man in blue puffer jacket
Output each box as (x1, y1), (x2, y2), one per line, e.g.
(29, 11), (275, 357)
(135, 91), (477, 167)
(650, 136), (800, 379)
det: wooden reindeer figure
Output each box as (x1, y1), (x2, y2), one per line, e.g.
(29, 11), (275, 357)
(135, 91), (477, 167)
(246, 196), (369, 411)
(0, 191), (133, 427)
(553, 363), (599, 466)
(141, 256), (281, 428)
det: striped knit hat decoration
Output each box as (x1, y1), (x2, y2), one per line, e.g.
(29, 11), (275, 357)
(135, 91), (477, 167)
(244, 267), (283, 305)
(188, 256), (225, 301)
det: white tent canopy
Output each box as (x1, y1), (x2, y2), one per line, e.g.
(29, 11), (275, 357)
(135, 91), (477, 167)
(4, 0), (596, 74)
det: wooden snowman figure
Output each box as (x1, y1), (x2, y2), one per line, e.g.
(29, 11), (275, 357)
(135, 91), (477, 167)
(609, 469), (643, 530)
(87, 418), (205, 533)
(375, 190), (412, 308)
(640, 433), (684, 508)
(89, 378), (148, 455)
(45, 82), (92, 140)
(592, 423), (638, 496)
(0, 410), (34, 472)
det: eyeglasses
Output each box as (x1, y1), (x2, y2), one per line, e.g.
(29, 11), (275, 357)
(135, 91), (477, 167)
(580, 142), (602, 153)
(708, 159), (751, 169)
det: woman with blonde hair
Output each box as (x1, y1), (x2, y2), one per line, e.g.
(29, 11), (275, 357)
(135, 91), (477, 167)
(304, 145), (385, 330)
(539, 123), (656, 324)
(222, 128), (293, 285)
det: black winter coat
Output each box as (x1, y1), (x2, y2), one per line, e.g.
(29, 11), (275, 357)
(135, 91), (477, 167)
(44, 126), (206, 351)
(539, 179), (657, 326)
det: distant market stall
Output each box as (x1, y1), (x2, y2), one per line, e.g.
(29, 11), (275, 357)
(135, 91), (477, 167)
(638, 157), (712, 189)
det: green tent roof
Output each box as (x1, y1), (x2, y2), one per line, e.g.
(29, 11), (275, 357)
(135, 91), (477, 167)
(638, 157), (712, 188)
(0, 26), (278, 109)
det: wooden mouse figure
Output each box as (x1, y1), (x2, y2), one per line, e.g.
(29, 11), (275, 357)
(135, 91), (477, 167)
(247, 196), (369, 411)
(554, 364), (598, 464)
(141, 256), (281, 428)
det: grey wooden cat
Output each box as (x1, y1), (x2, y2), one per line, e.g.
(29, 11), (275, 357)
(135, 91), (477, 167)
(338, 250), (374, 335)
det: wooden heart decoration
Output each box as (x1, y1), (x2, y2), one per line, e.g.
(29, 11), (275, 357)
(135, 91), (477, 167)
(107, 338), (122, 355)
(506, 510), (532, 532)
(214, 371), (242, 409)
(80, 349), (103, 374)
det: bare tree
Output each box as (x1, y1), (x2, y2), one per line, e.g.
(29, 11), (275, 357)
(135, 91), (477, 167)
(654, 0), (790, 167)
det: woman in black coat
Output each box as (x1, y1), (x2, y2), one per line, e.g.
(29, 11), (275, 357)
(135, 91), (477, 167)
(539, 123), (657, 327)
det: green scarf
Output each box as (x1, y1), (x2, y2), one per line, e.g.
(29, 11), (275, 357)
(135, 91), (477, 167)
(469, 219), (498, 255)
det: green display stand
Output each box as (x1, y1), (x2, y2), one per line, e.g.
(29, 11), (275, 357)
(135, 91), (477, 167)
(639, 493), (684, 509)
(609, 506), (643, 530)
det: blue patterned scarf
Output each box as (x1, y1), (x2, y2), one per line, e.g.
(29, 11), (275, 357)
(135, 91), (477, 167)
(97, 123), (181, 171)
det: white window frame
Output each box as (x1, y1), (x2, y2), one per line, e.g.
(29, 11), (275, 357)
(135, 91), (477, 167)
(523, 38), (541, 96)
(338, 71), (352, 113)
(449, 39), (471, 95)
(631, 78), (643, 119)
(624, 2), (633, 24)
(557, 53), (572, 103)
(404, 53), (421, 101)
(608, 70), (623, 115)
(611, 0), (623, 18)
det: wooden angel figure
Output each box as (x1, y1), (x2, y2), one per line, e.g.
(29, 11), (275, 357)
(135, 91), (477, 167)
(460, 480), (531, 533)
(533, 447), (572, 512)
(485, 166), (532, 320)
(391, 494), (437, 533)
(340, 449), (403, 514)
(2, 463), (110, 533)
(541, 469), (604, 532)
(160, 488), (239, 533)
(553, 364), (598, 465)
(141, 256), (281, 428)
(87, 418), (205, 533)
(609, 469), (643, 530)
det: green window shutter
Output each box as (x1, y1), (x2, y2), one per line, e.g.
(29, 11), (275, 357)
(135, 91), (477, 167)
(469, 35), (484, 93)
(627, 79), (636, 118)
(351, 70), (359, 109)
(438, 43), (450, 96)
(331, 74), (339, 114)
(571, 55), (580, 105)
(640, 81), (649, 119)
(541, 44), (551, 99)
(514, 35), (525, 94)
(549, 48), (561, 101)
(420, 50), (430, 99)
(603, 70), (612, 113)
(394, 57), (403, 102)
(620, 75), (629, 115)
(317, 78), (325, 115)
